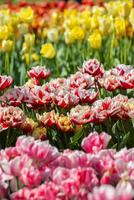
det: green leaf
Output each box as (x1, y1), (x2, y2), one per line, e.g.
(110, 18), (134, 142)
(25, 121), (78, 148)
(111, 143), (117, 149)
(71, 128), (84, 146)
(118, 132), (130, 149)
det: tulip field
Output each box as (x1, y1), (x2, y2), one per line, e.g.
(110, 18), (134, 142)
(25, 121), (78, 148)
(0, 0), (134, 199)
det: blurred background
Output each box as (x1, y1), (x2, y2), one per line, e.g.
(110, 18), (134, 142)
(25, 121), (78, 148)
(0, 0), (111, 4)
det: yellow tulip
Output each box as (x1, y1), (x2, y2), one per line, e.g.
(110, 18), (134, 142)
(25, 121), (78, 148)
(51, 11), (62, 26)
(63, 17), (79, 29)
(2, 40), (13, 52)
(18, 7), (34, 24)
(32, 127), (46, 140)
(64, 31), (75, 44)
(22, 42), (28, 53)
(129, 8), (134, 30)
(71, 26), (85, 41)
(64, 9), (78, 18)
(24, 33), (35, 48)
(80, 10), (91, 19)
(0, 25), (9, 40)
(11, 14), (19, 26)
(115, 17), (126, 36)
(42, 28), (48, 38)
(57, 115), (73, 132)
(51, 11), (59, 24)
(118, 2), (131, 18)
(105, 2), (120, 17)
(0, 9), (12, 27)
(79, 10), (91, 30)
(92, 6), (105, 16)
(40, 43), (56, 59)
(99, 15), (114, 35)
(32, 53), (39, 62)
(91, 15), (99, 30)
(88, 32), (102, 49)
(18, 23), (29, 35)
(22, 53), (30, 65)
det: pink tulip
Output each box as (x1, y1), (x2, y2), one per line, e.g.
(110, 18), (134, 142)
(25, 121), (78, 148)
(82, 59), (104, 79)
(81, 132), (111, 154)
(27, 66), (51, 80)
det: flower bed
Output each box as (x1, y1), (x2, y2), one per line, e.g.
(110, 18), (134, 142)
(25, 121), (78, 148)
(0, 0), (134, 199)
(1, 132), (134, 200)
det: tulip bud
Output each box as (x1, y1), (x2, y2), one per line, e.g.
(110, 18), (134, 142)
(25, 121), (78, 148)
(2, 40), (13, 52)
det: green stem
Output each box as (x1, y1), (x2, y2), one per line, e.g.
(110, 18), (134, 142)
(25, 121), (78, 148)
(5, 53), (9, 75)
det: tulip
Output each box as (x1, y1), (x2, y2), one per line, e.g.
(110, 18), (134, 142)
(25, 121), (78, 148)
(2, 40), (13, 52)
(88, 31), (102, 49)
(0, 75), (13, 91)
(56, 115), (73, 132)
(81, 131), (111, 153)
(40, 43), (56, 59)
(27, 66), (51, 80)
(18, 7), (34, 24)
(47, 28), (59, 42)
(0, 25), (9, 40)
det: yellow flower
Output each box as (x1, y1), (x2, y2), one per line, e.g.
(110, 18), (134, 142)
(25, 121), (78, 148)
(118, 2), (132, 18)
(18, 7), (34, 24)
(2, 40), (13, 52)
(11, 13), (19, 26)
(92, 6), (105, 16)
(105, 2), (120, 17)
(57, 115), (73, 132)
(40, 43), (56, 59)
(18, 23), (29, 35)
(42, 28), (48, 38)
(115, 17), (126, 36)
(80, 9), (91, 19)
(32, 53), (39, 62)
(22, 42), (28, 53)
(51, 11), (62, 26)
(129, 8), (134, 30)
(71, 26), (85, 41)
(51, 11), (59, 24)
(64, 9), (78, 18)
(24, 79), (37, 88)
(20, 117), (38, 134)
(24, 33), (35, 48)
(79, 10), (91, 30)
(0, 9), (12, 27)
(64, 30), (75, 44)
(32, 127), (46, 140)
(91, 15), (99, 30)
(99, 15), (114, 35)
(22, 53), (30, 65)
(88, 32), (102, 49)
(47, 28), (59, 42)
(0, 25), (9, 40)
(63, 17), (78, 29)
